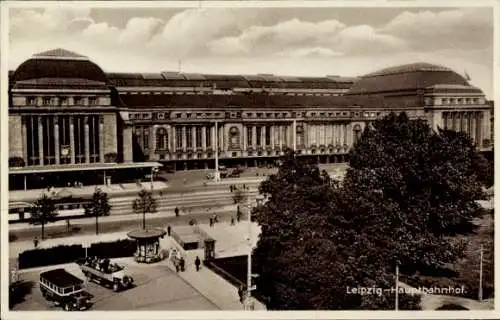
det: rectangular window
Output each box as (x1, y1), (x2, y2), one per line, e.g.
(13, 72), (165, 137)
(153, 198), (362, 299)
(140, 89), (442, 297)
(196, 127), (202, 148)
(247, 126), (253, 146)
(143, 128), (149, 150)
(74, 96), (83, 105)
(59, 97), (68, 105)
(256, 126), (262, 146)
(206, 127), (212, 147)
(43, 97), (52, 105)
(27, 96), (36, 105)
(88, 97), (97, 105)
(265, 126), (271, 146)
(175, 127), (182, 149)
(186, 126), (193, 148)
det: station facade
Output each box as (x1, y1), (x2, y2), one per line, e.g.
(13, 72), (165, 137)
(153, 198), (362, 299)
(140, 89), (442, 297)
(8, 49), (493, 188)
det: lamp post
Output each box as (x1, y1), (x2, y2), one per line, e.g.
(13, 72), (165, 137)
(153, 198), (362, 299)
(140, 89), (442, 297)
(244, 195), (264, 310)
(214, 121), (220, 182)
(150, 167), (159, 190)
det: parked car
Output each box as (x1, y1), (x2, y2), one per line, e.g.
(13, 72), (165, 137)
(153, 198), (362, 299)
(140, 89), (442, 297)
(39, 268), (92, 311)
(76, 257), (134, 292)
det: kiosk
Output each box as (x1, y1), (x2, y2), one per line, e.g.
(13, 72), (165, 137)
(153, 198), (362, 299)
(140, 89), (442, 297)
(127, 228), (166, 263)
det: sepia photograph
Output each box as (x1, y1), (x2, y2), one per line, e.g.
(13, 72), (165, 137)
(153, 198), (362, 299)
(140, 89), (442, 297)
(1, 1), (496, 318)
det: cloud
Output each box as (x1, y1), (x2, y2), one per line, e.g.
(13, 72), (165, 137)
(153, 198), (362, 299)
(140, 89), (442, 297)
(382, 8), (493, 50)
(7, 7), (493, 97)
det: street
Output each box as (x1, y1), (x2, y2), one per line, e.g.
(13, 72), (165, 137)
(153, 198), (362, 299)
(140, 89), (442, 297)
(11, 259), (219, 311)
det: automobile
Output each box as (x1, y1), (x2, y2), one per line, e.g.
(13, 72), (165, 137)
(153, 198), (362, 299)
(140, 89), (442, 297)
(77, 257), (134, 292)
(39, 268), (92, 311)
(206, 172), (215, 180)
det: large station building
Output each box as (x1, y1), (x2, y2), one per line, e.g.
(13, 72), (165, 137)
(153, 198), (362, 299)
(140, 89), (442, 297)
(8, 49), (493, 190)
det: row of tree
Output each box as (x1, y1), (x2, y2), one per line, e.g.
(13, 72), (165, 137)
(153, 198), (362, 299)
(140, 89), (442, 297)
(252, 112), (492, 309)
(29, 188), (157, 240)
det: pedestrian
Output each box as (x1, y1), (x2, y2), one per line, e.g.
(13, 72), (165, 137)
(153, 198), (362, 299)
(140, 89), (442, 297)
(209, 217), (213, 227)
(175, 207), (179, 217)
(179, 257), (185, 272)
(175, 261), (180, 273)
(195, 256), (201, 272)
(238, 285), (244, 303)
(33, 237), (39, 248)
(230, 185), (233, 192)
(243, 184), (246, 190)
(230, 217), (235, 225)
(213, 213), (218, 224)
(167, 225), (171, 237)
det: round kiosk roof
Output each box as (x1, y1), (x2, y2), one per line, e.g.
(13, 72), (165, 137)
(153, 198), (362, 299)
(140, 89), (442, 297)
(127, 228), (166, 240)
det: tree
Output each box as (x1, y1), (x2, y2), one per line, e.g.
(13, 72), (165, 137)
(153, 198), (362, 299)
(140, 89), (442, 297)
(85, 188), (111, 235)
(30, 193), (58, 240)
(132, 189), (157, 230)
(232, 188), (247, 205)
(253, 113), (486, 310)
(342, 112), (486, 273)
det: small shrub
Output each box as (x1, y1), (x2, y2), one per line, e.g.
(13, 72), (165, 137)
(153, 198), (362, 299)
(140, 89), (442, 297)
(89, 239), (136, 258)
(18, 244), (84, 269)
(18, 239), (137, 269)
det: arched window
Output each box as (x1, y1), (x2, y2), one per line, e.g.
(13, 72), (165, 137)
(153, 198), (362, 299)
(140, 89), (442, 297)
(156, 128), (168, 150)
(296, 125), (304, 147)
(353, 124), (362, 144)
(229, 126), (240, 150)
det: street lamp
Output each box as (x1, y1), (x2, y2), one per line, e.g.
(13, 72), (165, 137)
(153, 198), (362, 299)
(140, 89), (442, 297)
(244, 194), (264, 310)
(150, 167), (159, 190)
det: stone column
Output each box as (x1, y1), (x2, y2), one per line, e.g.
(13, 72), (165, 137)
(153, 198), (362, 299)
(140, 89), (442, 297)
(476, 113), (482, 147)
(150, 125), (157, 159)
(54, 116), (60, 165)
(340, 123), (345, 146)
(270, 126), (275, 149)
(252, 126), (257, 148)
(192, 126), (197, 149)
(171, 125), (176, 151)
(470, 112), (476, 145)
(262, 126), (266, 147)
(70, 116), (75, 164)
(243, 125), (247, 151)
(38, 116), (44, 165)
(279, 125), (283, 149)
(99, 116), (104, 163)
(346, 123), (353, 148)
(84, 116), (90, 163)
(343, 123), (348, 146)
(461, 112), (467, 133)
(182, 126), (186, 151)
(22, 116), (28, 163)
(202, 126), (207, 151)
(211, 125), (216, 149)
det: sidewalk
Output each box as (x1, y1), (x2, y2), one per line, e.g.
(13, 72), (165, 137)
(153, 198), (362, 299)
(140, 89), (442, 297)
(12, 226), (267, 311)
(10, 181), (169, 203)
(9, 204), (238, 231)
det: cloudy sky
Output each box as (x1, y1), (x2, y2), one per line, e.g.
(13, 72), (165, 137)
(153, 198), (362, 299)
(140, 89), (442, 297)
(8, 6), (494, 97)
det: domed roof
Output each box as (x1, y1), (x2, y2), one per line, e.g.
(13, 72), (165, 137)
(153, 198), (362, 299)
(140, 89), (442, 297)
(12, 48), (107, 83)
(347, 62), (473, 95)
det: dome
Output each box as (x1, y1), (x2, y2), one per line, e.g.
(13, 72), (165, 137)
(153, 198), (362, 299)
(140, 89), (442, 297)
(347, 62), (472, 95)
(12, 48), (107, 83)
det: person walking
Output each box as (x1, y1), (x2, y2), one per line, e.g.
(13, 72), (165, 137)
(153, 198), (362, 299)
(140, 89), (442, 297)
(33, 237), (39, 248)
(174, 207), (179, 217)
(195, 256), (201, 272)
(179, 257), (185, 272)
(231, 217), (235, 225)
(209, 217), (213, 227)
(238, 285), (244, 303)
(167, 225), (171, 237)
